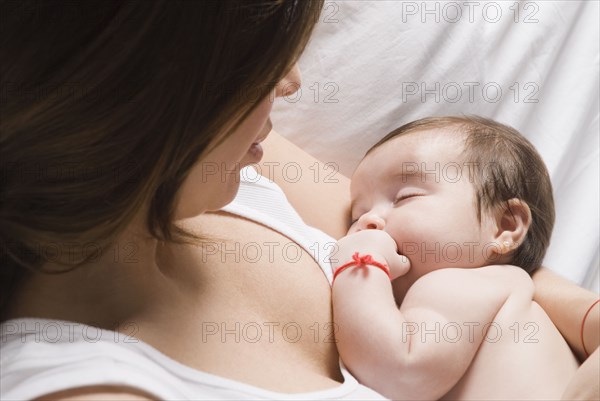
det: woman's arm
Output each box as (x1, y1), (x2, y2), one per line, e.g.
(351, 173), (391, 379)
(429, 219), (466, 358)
(561, 348), (599, 400)
(259, 130), (351, 239)
(532, 268), (599, 361)
(533, 268), (599, 400)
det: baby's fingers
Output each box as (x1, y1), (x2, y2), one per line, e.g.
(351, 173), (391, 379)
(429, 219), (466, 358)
(387, 252), (411, 280)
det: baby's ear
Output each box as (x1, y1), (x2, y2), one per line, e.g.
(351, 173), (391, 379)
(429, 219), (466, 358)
(490, 198), (532, 256)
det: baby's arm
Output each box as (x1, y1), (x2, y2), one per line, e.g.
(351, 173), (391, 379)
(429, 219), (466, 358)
(332, 231), (515, 400)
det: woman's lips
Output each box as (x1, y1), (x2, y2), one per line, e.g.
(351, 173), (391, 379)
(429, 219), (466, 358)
(248, 142), (263, 160)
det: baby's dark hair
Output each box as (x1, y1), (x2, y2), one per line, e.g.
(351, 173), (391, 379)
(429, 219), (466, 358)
(367, 116), (555, 274)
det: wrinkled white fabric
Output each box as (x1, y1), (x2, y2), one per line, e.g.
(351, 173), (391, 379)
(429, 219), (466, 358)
(272, 1), (599, 291)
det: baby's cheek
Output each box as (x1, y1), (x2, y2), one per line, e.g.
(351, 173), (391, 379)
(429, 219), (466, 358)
(389, 225), (449, 268)
(387, 224), (423, 254)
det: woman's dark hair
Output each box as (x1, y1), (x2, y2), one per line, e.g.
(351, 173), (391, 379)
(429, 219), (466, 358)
(0, 0), (323, 318)
(367, 116), (555, 274)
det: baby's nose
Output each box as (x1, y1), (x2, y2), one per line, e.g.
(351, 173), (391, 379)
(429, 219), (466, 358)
(356, 213), (386, 231)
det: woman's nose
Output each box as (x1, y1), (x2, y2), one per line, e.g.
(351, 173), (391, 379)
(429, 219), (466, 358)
(355, 213), (386, 231)
(275, 63), (301, 98)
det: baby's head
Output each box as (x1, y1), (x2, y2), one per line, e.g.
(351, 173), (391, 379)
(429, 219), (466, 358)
(349, 116), (554, 276)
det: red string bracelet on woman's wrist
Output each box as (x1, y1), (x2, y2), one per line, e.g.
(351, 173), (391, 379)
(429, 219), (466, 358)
(332, 252), (390, 283)
(581, 299), (600, 358)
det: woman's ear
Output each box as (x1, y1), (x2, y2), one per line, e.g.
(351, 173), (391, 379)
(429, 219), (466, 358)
(490, 198), (532, 257)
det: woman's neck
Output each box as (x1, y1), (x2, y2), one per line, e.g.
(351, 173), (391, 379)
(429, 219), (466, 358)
(5, 224), (168, 330)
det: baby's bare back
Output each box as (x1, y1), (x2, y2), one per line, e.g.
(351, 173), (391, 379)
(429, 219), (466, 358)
(404, 265), (578, 400)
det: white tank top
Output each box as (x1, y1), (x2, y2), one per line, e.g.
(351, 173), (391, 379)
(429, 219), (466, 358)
(0, 167), (387, 400)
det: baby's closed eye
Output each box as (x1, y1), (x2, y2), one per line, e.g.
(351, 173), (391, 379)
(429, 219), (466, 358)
(393, 191), (426, 205)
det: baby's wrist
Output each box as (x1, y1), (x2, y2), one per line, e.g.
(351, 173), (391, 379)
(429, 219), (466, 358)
(332, 252), (390, 283)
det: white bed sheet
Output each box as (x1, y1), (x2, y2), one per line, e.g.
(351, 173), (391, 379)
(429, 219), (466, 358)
(272, 0), (599, 291)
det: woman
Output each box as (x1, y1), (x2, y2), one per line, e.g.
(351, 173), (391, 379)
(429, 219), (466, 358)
(1, 1), (597, 399)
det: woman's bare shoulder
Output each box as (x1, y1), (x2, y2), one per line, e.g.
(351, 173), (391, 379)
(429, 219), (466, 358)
(258, 131), (350, 239)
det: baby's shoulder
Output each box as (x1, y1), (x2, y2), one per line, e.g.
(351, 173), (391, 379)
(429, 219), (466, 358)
(414, 265), (533, 302)
(473, 264), (534, 298)
(403, 266), (534, 325)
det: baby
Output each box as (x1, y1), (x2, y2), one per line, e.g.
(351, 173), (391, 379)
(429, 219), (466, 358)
(331, 116), (578, 400)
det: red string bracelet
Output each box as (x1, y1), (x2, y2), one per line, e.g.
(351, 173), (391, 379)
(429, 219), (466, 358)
(332, 252), (390, 283)
(581, 299), (600, 357)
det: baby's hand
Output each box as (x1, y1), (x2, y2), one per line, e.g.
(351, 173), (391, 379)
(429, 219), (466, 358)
(333, 230), (410, 280)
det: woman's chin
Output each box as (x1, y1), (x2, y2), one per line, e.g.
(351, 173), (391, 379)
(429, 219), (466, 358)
(209, 180), (242, 211)
(175, 180), (242, 219)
